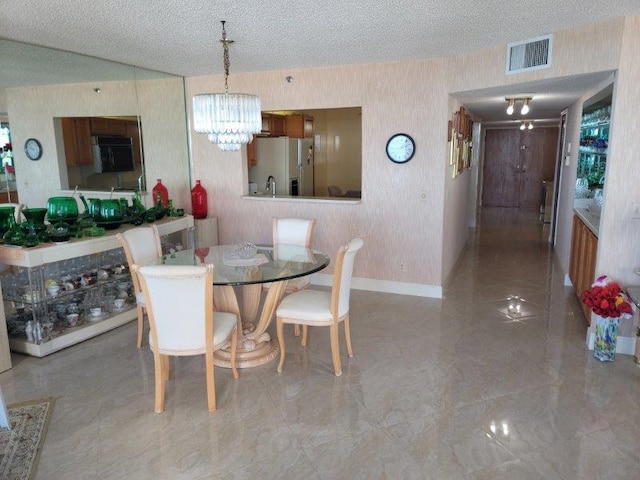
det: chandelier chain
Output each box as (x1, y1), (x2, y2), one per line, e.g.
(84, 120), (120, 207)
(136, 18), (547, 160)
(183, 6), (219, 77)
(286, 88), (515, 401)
(220, 20), (234, 94)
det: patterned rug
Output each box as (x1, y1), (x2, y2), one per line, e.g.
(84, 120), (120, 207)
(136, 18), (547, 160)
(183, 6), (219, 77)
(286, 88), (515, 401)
(0, 398), (55, 480)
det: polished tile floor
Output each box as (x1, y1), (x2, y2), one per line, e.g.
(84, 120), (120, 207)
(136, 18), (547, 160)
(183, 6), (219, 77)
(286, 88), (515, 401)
(3, 207), (640, 479)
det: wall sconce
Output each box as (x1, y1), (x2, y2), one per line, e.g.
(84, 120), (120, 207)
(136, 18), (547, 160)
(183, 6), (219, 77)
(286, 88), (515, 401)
(93, 88), (101, 94)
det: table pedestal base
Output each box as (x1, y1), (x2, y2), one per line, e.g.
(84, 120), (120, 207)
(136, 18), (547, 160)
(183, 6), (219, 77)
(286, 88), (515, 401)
(213, 339), (279, 369)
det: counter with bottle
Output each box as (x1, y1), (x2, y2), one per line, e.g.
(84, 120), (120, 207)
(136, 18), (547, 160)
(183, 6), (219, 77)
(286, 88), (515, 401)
(0, 215), (194, 356)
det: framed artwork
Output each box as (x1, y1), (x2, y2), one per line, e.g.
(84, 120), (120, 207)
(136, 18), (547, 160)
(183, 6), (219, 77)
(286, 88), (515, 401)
(447, 107), (473, 178)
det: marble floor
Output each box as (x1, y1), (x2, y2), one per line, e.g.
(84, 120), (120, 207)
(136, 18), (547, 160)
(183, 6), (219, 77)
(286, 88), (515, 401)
(2, 207), (640, 479)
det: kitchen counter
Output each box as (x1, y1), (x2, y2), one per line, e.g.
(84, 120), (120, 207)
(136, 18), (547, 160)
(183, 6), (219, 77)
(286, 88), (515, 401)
(243, 194), (360, 205)
(574, 207), (600, 237)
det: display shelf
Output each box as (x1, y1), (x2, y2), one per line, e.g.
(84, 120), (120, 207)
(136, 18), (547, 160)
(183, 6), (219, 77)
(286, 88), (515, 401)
(0, 215), (194, 356)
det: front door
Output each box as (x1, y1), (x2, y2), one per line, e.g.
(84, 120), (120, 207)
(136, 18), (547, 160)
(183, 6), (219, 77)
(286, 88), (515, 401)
(482, 127), (558, 208)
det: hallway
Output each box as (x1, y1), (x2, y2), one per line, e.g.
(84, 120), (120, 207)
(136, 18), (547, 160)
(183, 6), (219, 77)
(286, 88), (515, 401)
(1, 207), (640, 479)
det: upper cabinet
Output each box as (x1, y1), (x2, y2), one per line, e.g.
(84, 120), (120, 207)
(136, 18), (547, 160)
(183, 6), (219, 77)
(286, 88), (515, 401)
(286, 114), (314, 138)
(90, 117), (128, 136)
(61, 118), (93, 166)
(260, 114), (287, 137)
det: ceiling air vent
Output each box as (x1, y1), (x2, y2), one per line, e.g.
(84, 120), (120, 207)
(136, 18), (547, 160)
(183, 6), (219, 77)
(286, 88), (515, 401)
(506, 34), (552, 74)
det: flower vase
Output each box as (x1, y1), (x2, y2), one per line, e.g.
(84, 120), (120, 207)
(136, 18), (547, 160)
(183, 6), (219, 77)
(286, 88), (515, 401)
(593, 315), (619, 362)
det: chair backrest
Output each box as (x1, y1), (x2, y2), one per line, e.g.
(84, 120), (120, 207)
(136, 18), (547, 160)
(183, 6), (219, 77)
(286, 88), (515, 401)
(134, 264), (213, 354)
(330, 238), (364, 318)
(116, 225), (162, 293)
(273, 217), (316, 247)
(327, 186), (344, 197)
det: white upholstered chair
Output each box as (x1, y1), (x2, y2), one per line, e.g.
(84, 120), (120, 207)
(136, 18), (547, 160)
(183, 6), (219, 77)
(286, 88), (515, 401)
(116, 225), (162, 348)
(264, 217), (316, 336)
(276, 237), (364, 376)
(132, 264), (238, 413)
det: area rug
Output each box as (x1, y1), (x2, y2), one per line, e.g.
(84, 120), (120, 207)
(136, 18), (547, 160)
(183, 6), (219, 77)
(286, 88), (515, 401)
(0, 398), (55, 480)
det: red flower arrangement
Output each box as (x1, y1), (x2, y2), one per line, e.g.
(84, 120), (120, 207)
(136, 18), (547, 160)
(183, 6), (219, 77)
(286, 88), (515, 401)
(581, 275), (636, 318)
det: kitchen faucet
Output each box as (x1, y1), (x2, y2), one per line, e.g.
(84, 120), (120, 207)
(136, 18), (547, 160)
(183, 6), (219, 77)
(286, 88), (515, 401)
(266, 175), (276, 196)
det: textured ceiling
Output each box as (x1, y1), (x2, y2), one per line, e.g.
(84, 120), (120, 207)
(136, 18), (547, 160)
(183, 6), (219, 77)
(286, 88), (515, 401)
(2, 0), (640, 122)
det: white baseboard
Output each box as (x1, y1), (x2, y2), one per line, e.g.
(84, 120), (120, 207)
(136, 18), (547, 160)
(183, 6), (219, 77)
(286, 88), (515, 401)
(586, 327), (636, 355)
(310, 273), (443, 299)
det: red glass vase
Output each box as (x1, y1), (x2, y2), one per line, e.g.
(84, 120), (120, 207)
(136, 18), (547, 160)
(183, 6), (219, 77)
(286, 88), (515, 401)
(191, 180), (208, 219)
(152, 179), (169, 208)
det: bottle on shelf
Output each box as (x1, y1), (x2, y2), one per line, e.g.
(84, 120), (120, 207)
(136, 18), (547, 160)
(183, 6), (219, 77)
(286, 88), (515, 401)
(191, 180), (208, 219)
(152, 179), (169, 208)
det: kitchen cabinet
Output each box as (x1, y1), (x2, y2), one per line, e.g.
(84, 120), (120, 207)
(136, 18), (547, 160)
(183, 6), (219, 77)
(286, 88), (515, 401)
(285, 114), (314, 138)
(569, 214), (598, 323)
(246, 139), (257, 169)
(261, 114), (286, 137)
(0, 215), (194, 357)
(90, 117), (128, 136)
(0, 191), (18, 204)
(61, 117), (93, 166)
(126, 121), (142, 163)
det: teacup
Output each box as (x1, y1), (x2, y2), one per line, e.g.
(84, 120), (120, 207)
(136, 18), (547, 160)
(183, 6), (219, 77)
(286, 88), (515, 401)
(66, 313), (79, 327)
(90, 307), (102, 317)
(114, 298), (126, 309)
(47, 285), (61, 297)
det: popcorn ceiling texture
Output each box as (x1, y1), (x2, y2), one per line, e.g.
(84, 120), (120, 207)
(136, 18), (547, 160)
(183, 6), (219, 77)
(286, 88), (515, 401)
(2, 0), (640, 76)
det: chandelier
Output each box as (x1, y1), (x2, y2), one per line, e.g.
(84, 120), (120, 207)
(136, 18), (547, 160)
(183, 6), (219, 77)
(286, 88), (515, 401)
(193, 21), (262, 151)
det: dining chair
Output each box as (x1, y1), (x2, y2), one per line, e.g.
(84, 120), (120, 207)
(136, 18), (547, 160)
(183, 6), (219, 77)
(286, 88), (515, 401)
(132, 264), (238, 413)
(276, 237), (364, 376)
(264, 217), (316, 336)
(116, 224), (162, 348)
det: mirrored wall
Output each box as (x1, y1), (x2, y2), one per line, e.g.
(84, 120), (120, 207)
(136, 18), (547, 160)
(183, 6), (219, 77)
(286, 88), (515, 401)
(0, 39), (191, 209)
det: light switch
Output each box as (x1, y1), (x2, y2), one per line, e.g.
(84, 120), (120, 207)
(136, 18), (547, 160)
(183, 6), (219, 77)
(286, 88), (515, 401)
(564, 155), (571, 166)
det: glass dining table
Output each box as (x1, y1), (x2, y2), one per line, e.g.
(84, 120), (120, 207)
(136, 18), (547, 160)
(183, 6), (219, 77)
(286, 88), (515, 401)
(148, 244), (330, 368)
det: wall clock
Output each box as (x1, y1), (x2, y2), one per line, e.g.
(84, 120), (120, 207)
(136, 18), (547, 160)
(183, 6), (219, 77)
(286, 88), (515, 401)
(24, 138), (43, 161)
(386, 133), (415, 164)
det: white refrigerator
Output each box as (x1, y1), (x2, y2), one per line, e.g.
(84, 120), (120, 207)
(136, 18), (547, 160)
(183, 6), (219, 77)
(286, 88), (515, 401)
(249, 137), (314, 196)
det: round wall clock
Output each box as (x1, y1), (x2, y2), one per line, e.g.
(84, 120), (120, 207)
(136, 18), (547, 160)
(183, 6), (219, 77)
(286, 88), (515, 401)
(24, 138), (43, 161)
(386, 133), (415, 164)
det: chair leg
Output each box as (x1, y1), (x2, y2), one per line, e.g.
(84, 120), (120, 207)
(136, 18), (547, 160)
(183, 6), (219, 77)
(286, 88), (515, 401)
(153, 353), (165, 413)
(205, 348), (216, 412)
(230, 327), (239, 380)
(160, 355), (171, 381)
(301, 325), (309, 346)
(344, 315), (353, 357)
(329, 324), (342, 376)
(294, 324), (301, 337)
(276, 317), (286, 373)
(136, 305), (145, 348)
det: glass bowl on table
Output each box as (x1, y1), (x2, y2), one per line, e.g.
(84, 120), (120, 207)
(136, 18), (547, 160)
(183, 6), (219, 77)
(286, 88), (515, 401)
(235, 242), (258, 259)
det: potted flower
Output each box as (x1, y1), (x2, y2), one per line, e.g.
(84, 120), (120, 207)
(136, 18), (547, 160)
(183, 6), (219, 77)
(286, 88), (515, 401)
(581, 275), (636, 361)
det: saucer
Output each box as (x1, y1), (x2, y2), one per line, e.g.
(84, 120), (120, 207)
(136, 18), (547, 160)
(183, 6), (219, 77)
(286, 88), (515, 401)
(87, 312), (109, 322)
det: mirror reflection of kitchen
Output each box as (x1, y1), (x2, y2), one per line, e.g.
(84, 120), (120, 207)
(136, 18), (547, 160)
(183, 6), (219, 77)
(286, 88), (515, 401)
(0, 120), (17, 202)
(58, 116), (145, 191)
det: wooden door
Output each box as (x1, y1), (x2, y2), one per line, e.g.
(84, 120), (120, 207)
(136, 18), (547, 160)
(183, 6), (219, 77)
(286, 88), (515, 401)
(482, 129), (521, 207)
(482, 127), (558, 208)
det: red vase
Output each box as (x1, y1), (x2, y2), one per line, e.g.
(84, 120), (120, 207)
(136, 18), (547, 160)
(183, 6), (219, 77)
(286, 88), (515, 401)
(152, 179), (169, 208)
(191, 180), (208, 219)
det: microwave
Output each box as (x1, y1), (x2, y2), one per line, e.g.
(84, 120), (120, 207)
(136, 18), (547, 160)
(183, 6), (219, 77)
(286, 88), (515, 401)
(92, 136), (135, 173)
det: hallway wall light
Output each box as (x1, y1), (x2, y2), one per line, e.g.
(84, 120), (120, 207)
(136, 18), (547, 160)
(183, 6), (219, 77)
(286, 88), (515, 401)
(506, 98), (515, 115)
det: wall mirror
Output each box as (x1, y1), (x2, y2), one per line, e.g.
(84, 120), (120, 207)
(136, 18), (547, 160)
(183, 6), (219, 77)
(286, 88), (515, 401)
(249, 107), (362, 198)
(0, 38), (191, 207)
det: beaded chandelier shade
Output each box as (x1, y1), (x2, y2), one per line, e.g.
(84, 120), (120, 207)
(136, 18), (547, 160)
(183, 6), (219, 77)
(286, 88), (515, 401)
(193, 21), (261, 152)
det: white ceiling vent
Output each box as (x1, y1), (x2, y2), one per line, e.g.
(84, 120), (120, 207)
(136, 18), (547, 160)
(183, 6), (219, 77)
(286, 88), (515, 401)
(506, 34), (552, 74)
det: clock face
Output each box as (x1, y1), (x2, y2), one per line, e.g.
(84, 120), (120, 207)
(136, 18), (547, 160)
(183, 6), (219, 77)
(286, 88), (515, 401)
(386, 134), (415, 164)
(24, 138), (43, 161)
